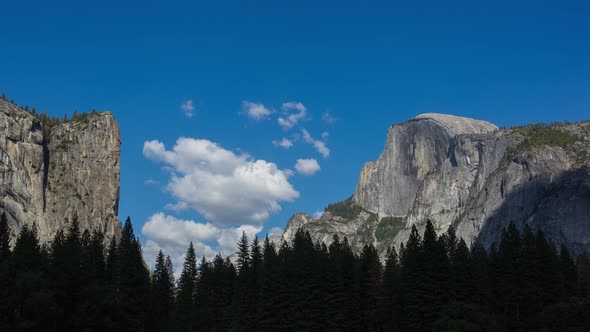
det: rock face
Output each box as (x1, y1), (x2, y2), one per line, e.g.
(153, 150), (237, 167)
(0, 99), (122, 243)
(283, 113), (590, 256)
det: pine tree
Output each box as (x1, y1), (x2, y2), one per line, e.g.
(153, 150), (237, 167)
(116, 217), (150, 331)
(176, 242), (197, 331)
(0, 213), (10, 261)
(233, 231), (256, 330)
(149, 250), (175, 332)
(449, 238), (472, 302)
(421, 220), (449, 328)
(359, 244), (383, 331)
(402, 225), (424, 331)
(382, 246), (402, 331)
(202, 253), (235, 331)
(258, 235), (282, 330)
(194, 255), (212, 331)
(248, 236), (263, 327)
(0, 213), (11, 330)
(496, 222), (523, 330)
(57, 215), (83, 330)
(236, 231), (250, 273)
(80, 229), (108, 330)
(8, 224), (56, 330)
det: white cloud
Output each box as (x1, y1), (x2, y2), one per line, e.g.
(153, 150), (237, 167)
(295, 158), (321, 176)
(143, 138), (299, 225)
(141, 212), (265, 278)
(242, 101), (272, 121)
(164, 201), (190, 212)
(302, 129), (330, 158)
(278, 102), (307, 130)
(144, 178), (160, 185)
(321, 132), (330, 139)
(272, 138), (294, 149)
(322, 112), (337, 124)
(143, 212), (221, 246)
(313, 211), (324, 219)
(180, 100), (195, 118)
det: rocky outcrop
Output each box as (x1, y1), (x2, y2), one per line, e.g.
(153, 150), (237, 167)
(0, 99), (122, 243)
(353, 113), (498, 217)
(283, 113), (590, 256)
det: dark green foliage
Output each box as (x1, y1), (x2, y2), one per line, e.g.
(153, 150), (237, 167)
(376, 216), (404, 242)
(0, 213), (10, 262)
(324, 197), (364, 219)
(503, 123), (579, 165)
(176, 242), (197, 331)
(148, 251), (174, 332)
(382, 246), (402, 331)
(1, 214), (589, 331)
(4, 224), (55, 330)
(359, 244), (383, 331)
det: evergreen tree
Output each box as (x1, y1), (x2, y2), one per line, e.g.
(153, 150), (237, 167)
(258, 235), (283, 330)
(0, 213), (10, 261)
(402, 225), (425, 331)
(103, 236), (119, 329)
(206, 254), (236, 331)
(149, 250), (175, 332)
(176, 242), (197, 331)
(47, 216), (84, 330)
(0, 213), (11, 330)
(193, 255), (211, 331)
(233, 231), (256, 330)
(80, 229), (108, 331)
(116, 217), (150, 331)
(496, 222), (523, 330)
(359, 244), (383, 331)
(421, 220), (449, 328)
(382, 246), (402, 331)
(8, 224), (56, 330)
(236, 231), (250, 273)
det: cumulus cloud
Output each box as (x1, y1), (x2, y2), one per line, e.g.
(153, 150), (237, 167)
(295, 158), (321, 176)
(143, 212), (221, 246)
(272, 138), (294, 149)
(242, 101), (272, 121)
(180, 100), (195, 118)
(141, 212), (264, 277)
(278, 102), (307, 130)
(143, 138), (299, 225)
(302, 129), (330, 158)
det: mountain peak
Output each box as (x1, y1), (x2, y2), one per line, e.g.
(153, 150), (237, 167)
(414, 113), (498, 136)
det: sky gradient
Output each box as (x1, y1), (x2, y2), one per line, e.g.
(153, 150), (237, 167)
(1, 1), (589, 267)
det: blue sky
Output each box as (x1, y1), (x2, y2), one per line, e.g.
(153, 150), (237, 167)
(1, 1), (589, 266)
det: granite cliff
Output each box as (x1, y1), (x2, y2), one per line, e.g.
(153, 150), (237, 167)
(283, 113), (590, 256)
(0, 98), (121, 243)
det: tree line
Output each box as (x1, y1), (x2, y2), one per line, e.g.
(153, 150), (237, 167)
(1, 212), (590, 331)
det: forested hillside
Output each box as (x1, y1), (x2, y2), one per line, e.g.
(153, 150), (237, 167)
(1, 212), (589, 331)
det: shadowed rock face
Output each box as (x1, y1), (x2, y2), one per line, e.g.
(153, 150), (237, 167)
(0, 99), (121, 243)
(283, 113), (590, 257)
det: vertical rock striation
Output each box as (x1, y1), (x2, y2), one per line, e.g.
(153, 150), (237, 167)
(0, 99), (122, 243)
(283, 113), (590, 256)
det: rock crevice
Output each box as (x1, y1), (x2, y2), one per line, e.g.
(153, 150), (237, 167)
(0, 99), (122, 243)
(283, 113), (590, 256)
